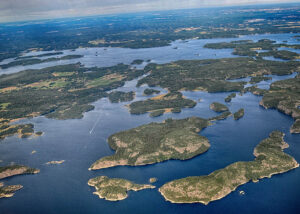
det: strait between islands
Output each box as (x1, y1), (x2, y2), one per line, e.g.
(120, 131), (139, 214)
(158, 131), (299, 204)
(88, 176), (155, 201)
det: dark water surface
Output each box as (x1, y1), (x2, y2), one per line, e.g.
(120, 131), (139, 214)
(0, 33), (300, 214)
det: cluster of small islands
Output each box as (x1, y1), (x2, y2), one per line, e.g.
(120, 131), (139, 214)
(0, 6), (300, 208)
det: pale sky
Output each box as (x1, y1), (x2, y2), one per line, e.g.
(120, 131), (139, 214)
(0, 0), (299, 23)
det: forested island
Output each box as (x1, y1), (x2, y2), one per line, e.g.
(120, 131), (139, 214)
(128, 92), (196, 117)
(233, 109), (245, 120)
(225, 93), (236, 102)
(89, 117), (211, 170)
(210, 102), (229, 113)
(108, 91), (135, 103)
(159, 131), (299, 204)
(88, 176), (155, 201)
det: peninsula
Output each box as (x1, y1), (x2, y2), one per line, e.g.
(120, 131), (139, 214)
(204, 39), (300, 60)
(0, 184), (23, 199)
(259, 76), (300, 133)
(159, 131), (299, 204)
(0, 165), (40, 179)
(88, 176), (155, 201)
(137, 58), (300, 93)
(0, 165), (40, 199)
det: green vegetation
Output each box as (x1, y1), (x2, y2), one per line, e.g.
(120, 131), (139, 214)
(210, 102), (229, 113)
(209, 111), (232, 121)
(234, 108), (245, 120)
(149, 178), (157, 183)
(0, 120), (37, 140)
(88, 176), (155, 201)
(1, 6), (300, 62)
(225, 93), (236, 102)
(259, 77), (300, 133)
(0, 55), (83, 69)
(150, 110), (165, 117)
(0, 165), (40, 199)
(16, 52), (63, 60)
(244, 86), (267, 96)
(131, 59), (144, 65)
(0, 165), (40, 179)
(108, 91), (135, 103)
(128, 92), (196, 116)
(89, 117), (210, 170)
(171, 107), (182, 113)
(143, 88), (160, 96)
(259, 50), (300, 61)
(159, 131), (299, 204)
(35, 131), (43, 136)
(0, 185), (23, 199)
(137, 58), (300, 93)
(250, 76), (272, 84)
(204, 39), (300, 60)
(0, 63), (147, 139)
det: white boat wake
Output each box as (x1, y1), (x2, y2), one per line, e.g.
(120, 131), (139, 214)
(89, 112), (102, 134)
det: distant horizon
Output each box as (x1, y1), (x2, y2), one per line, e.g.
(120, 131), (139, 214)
(0, 0), (299, 24)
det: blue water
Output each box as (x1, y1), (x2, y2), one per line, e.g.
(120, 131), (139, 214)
(0, 33), (300, 214)
(0, 33), (299, 75)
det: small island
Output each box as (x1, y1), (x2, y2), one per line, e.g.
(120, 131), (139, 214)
(233, 108), (245, 120)
(88, 176), (155, 201)
(128, 92), (196, 116)
(46, 160), (65, 165)
(159, 131), (299, 205)
(108, 91), (135, 103)
(225, 93), (236, 102)
(210, 102), (229, 112)
(149, 177), (157, 183)
(90, 117), (210, 170)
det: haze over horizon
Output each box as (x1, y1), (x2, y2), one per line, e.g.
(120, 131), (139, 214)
(0, 0), (299, 23)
